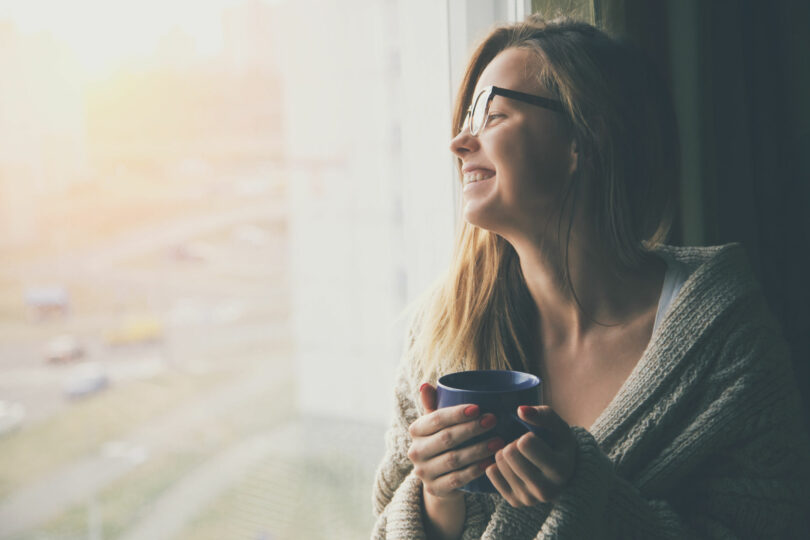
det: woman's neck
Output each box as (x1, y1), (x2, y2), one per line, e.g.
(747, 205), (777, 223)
(510, 234), (665, 350)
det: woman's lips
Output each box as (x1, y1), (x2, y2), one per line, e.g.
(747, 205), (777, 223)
(462, 169), (495, 186)
(462, 171), (495, 193)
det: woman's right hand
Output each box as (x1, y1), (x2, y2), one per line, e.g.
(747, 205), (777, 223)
(407, 383), (504, 499)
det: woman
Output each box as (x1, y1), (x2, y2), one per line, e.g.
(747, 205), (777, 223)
(372, 16), (810, 540)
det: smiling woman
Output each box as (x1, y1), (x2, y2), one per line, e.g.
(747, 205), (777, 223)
(451, 51), (578, 240)
(372, 14), (810, 540)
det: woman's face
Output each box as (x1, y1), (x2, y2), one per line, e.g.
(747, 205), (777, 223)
(450, 48), (577, 242)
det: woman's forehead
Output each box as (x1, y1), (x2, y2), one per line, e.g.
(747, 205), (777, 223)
(474, 48), (544, 96)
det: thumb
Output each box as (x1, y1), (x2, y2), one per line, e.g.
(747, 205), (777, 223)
(419, 383), (437, 414)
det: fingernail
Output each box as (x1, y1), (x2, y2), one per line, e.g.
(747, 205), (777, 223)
(480, 414), (496, 429)
(487, 437), (504, 452)
(519, 406), (537, 417)
(463, 405), (479, 417)
(419, 383), (430, 393)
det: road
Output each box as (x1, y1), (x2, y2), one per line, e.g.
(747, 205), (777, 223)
(13, 199), (286, 278)
(118, 417), (386, 540)
(0, 188), (296, 538)
(0, 191), (289, 425)
(0, 350), (294, 538)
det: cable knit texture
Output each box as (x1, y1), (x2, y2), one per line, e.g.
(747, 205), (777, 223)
(371, 244), (810, 539)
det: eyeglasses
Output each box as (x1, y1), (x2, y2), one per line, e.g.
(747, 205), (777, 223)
(462, 85), (565, 136)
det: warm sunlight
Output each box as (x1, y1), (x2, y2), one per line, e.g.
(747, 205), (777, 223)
(0, 0), (281, 79)
(0, 0), (450, 538)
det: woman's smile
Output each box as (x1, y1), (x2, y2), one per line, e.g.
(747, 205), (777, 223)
(450, 48), (578, 237)
(462, 168), (496, 192)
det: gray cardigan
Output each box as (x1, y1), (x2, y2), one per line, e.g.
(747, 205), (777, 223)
(372, 244), (810, 539)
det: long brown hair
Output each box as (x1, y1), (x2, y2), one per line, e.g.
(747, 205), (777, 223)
(411, 16), (680, 382)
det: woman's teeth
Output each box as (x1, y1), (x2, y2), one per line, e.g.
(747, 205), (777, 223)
(463, 171), (494, 184)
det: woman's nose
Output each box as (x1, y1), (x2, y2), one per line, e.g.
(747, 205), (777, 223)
(449, 128), (479, 158)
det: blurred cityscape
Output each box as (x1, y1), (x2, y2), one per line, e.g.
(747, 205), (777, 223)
(0, 1), (397, 538)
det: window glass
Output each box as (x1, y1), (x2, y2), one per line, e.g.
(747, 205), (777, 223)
(0, 0), (471, 538)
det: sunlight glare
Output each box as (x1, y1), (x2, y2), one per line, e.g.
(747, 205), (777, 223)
(0, 0), (282, 78)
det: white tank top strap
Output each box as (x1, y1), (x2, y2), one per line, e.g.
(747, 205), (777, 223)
(653, 253), (690, 334)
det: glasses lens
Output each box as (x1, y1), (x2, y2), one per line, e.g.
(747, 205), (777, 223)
(470, 88), (489, 135)
(462, 110), (471, 133)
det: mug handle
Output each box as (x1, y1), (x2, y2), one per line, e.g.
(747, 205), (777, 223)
(511, 413), (553, 444)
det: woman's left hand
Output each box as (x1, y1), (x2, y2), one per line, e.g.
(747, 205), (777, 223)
(485, 405), (577, 507)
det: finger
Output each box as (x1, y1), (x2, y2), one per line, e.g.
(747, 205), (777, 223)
(518, 406), (573, 450)
(419, 383), (437, 413)
(494, 447), (531, 506)
(505, 436), (558, 502)
(426, 458), (491, 497)
(417, 435), (504, 480)
(409, 402), (490, 438)
(415, 412), (498, 463)
(486, 459), (522, 507)
(515, 432), (566, 485)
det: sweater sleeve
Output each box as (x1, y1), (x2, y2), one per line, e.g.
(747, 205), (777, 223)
(538, 428), (699, 539)
(371, 359), (424, 539)
(539, 424), (809, 539)
(536, 323), (810, 539)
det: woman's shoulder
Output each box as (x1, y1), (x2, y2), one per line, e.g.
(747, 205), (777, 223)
(650, 244), (795, 386)
(650, 242), (786, 357)
(652, 242), (761, 307)
(653, 242), (750, 276)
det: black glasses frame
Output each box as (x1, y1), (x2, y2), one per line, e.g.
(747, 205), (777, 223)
(463, 85), (565, 136)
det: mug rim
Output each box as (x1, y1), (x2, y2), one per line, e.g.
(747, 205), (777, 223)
(437, 369), (541, 394)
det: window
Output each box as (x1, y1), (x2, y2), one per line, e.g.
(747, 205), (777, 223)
(0, 1), (593, 538)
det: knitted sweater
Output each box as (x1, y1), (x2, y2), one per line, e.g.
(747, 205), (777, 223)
(371, 244), (810, 539)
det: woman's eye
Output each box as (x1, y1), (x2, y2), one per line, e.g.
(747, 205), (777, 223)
(487, 113), (505, 120)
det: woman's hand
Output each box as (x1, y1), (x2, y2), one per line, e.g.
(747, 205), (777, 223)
(407, 383), (504, 499)
(485, 405), (577, 507)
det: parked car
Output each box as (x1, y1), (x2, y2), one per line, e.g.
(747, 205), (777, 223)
(44, 335), (85, 363)
(167, 242), (214, 263)
(63, 362), (109, 399)
(0, 401), (25, 437)
(106, 315), (164, 346)
(25, 285), (70, 321)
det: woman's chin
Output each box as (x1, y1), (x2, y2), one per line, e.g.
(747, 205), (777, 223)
(462, 204), (499, 232)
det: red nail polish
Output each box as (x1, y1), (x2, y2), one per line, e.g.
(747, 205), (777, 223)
(487, 438), (504, 452)
(419, 383), (430, 393)
(519, 406), (537, 417)
(480, 414), (496, 429)
(464, 405), (479, 417)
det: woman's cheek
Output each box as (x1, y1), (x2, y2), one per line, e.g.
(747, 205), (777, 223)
(497, 142), (537, 201)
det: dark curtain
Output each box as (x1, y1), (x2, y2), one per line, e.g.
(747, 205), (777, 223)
(596, 0), (810, 428)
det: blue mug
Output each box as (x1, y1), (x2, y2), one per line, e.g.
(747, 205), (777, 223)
(436, 369), (545, 493)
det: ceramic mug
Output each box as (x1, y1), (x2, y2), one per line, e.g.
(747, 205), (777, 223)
(436, 369), (545, 493)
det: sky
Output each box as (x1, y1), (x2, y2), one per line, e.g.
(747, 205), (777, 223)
(0, 0), (283, 76)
